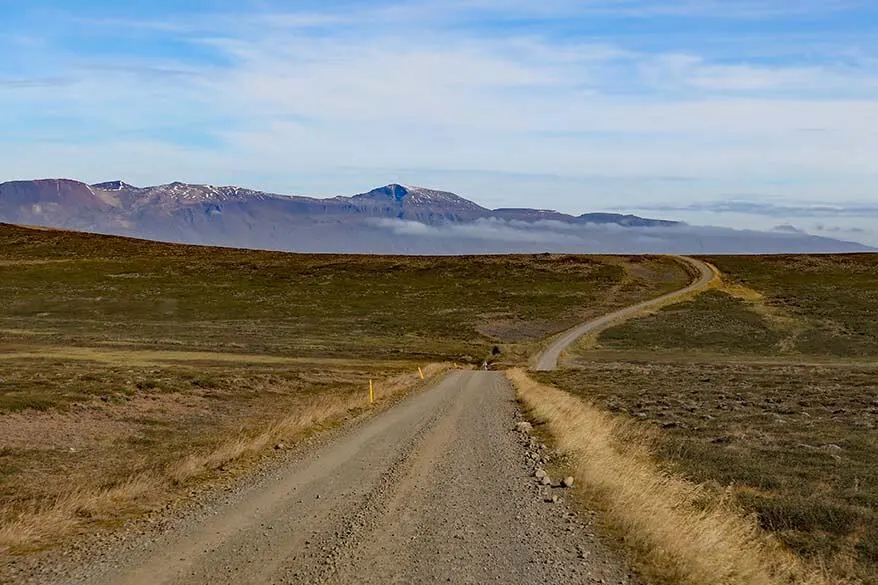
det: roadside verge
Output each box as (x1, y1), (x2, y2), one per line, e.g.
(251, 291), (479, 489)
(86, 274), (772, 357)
(0, 363), (451, 555)
(508, 369), (826, 585)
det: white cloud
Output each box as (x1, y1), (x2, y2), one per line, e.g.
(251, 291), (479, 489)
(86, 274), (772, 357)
(641, 53), (878, 93)
(372, 217), (599, 243)
(367, 216), (875, 252)
(370, 0), (872, 20)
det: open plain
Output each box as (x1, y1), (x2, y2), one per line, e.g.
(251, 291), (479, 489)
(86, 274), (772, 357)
(2, 224), (875, 585)
(1, 223), (688, 583)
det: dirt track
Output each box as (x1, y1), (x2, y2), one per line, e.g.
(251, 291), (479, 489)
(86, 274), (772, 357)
(26, 371), (636, 585)
(534, 256), (716, 371)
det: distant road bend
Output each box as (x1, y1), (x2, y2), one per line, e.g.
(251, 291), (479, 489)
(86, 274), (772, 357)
(534, 256), (716, 372)
(34, 256), (715, 585)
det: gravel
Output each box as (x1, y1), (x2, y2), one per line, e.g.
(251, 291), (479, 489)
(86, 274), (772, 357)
(8, 371), (639, 585)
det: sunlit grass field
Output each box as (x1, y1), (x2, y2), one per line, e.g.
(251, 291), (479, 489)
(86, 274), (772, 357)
(547, 254), (878, 584)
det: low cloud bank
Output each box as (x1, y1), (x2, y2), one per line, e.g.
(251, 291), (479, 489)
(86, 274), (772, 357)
(367, 217), (874, 254)
(628, 201), (878, 218)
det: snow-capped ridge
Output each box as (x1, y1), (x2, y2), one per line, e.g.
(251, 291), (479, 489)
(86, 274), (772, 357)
(92, 180), (138, 191)
(352, 184), (488, 212)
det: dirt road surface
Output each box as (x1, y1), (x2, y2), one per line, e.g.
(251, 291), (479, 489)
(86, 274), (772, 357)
(26, 371), (637, 585)
(534, 256), (716, 371)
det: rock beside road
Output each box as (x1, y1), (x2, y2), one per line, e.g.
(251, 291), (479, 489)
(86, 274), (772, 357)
(515, 421), (533, 433)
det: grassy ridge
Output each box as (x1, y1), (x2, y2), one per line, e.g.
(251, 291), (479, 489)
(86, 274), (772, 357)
(553, 253), (878, 584)
(0, 224), (686, 362)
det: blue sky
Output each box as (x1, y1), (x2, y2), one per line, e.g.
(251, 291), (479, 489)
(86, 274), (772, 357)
(2, 0), (878, 244)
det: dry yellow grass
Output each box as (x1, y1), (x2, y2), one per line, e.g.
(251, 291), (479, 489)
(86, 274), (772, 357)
(0, 345), (411, 367)
(507, 368), (830, 585)
(0, 474), (161, 554)
(168, 363), (451, 483)
(0, 259), (75, 267)
(708, 276), (807, 353)
(0, 363), (450, 554)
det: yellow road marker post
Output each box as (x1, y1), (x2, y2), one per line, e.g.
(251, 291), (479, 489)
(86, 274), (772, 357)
(369, 379), (374, 404)
(418, 367), (424, 380)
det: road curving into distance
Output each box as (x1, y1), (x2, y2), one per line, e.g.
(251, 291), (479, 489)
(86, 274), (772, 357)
(533, 256), (717, 372)
(19, 255), (716, 585)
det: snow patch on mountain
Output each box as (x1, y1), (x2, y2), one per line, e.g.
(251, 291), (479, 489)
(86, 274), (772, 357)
(92, 180), (137, 191)
(352, 184), (488, 213)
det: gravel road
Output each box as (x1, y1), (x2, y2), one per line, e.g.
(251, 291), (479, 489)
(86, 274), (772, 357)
(24, 371), (638, 585)
(534, 256), (716, 371)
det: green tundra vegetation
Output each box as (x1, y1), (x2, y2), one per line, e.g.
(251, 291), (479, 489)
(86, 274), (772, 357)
(545, 254), (878, 584)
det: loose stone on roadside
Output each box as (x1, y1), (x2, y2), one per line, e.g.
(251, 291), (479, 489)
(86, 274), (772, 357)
(515, 421), (533, 434)
(562, 476), (575, 488)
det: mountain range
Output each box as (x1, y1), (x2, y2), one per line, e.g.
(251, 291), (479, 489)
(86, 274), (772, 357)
(0, 178), (872, 254)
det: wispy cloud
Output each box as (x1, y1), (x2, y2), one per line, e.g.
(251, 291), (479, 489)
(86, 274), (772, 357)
(0, 76), (73, 89)
(628, 201), (878, 218)
(360, 0), (874, 21)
